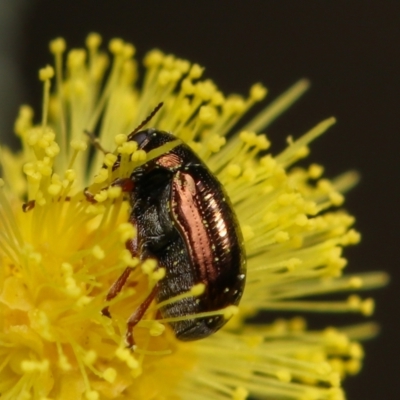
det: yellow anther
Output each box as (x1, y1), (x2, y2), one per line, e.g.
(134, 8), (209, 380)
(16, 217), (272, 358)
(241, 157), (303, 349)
(65, 169), (76, 182)
(329, 191), (344, 206)
(94, 190), (108, 202)
(65, 278), (81, 298)
(115, 347), (130, 361)
(85, 204), (105, 215)
(109, 38), (124, 54)
(49, 37), (66, 54)
(227, 164), (241, 178)
(169, 69), (182, 82)
(256, 134), (270, 150)
(174, 59), (190, 73)
(14, 106), (34, 135)
(211, 91), (224, 106)
(70, 139), (87, 151)
(83, 350), (97, 365)
(328, 372), (341, 387)
(104, 153), (118, 167)
(318, 179), (333, 193)
(21, 360), (37, 372)
(361, 298), (374, 316)
(118, 222), (137, 242)
(71, 79), (87, 95)
(37, 163), (52, 177)
(141, 259), (158, 275)
(116, 347), (140, 369)
(316, 361), (332, 375)
(108, 186), (122, 199)
(181, 78), (195, 95)
(225, 96), (245, 113)
(119, 249), (139, 267)
(178, 100), (191, 119)
(58, 354), (72, 371)
(207, 135), (225, 153)
(304, 201), (318, 215)
(308, 163), (324, 179)
(250, 83), (267, 101)
(149, 321), (165, 337)
(349, 342), (364, 359)
(122, 43), (135, 59)
(151, 267), (166, 281)
(67, 49), (86, 69)
(144, 49), (164, 67)
(48, 183), (62, 196)
(103, 368), (117, 383)
(76, 295), (93, 307)
(272, 319), (288, 333)
(92, 245), (105, 260)
(346, 359), (361, 375)
(118, 140), (137, 154)
(260, 154), (276, 170)
(240, 131), (254, 144)
(195, 80), (216, 101)
(342, 229), (361, 245)
(94, 168), (108, 183)
(199, 105), (218, 124)
(189, 63), (204, 79)
(295, 214), (308, 226)
(296, 145), (309, 158)
(223, 305), (239, 319)
(349, 276), (363, 288)
(275, 231), (289, 243)
(158, 70), (172, 86)
(126, 356), (139, 370)
(39, 65), (54, 81)
(115, 133), (127, 145)
(289, 316), (306, 331)
(86, 32), (102, 49)
(85, 390), (99, 400)
(131, 149), (146, 162)
(190, 283), (205, 296)
(162, 55), (175, 69)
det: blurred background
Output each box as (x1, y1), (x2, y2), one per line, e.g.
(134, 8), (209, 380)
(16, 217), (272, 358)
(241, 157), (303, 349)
(0, 1), (398, 398)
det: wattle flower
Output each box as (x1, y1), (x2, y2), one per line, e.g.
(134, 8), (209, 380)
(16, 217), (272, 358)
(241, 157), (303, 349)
(0, 33), (387, 400)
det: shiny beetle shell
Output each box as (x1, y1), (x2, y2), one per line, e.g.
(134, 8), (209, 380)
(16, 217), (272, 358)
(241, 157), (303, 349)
(128, 129), (246, 340)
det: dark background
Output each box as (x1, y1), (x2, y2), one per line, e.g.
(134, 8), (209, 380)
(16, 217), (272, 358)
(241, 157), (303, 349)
(5, 1), (400, 399)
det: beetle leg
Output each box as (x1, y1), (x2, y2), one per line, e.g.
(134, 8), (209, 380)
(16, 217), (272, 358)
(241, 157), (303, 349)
(125, 284), (159, 348)
(101, 237), (138, 318)
(84, 178), (134, 205)
(22, 200), (36, 212)
(101, 266), (134, 318)
(84, 130), (110, 154)
(111, 177), (134, 192)
(22, 195), (72, 212)
(84, 187), (97, 203)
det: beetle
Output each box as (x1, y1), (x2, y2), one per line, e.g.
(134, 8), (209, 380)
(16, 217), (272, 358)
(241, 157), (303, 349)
(95, 111), (246, 348)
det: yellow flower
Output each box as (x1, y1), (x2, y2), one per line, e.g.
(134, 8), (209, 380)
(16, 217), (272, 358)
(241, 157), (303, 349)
(0, 33), (387, 400)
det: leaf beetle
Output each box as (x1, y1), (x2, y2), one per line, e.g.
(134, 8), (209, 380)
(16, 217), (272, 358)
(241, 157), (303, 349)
(93, 105), (247, 348)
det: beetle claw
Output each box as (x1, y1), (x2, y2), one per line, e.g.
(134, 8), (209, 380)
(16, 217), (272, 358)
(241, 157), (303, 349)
(101, 306), (112, 318)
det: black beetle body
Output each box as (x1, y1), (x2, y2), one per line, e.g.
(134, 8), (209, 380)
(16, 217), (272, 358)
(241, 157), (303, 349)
(127, 129), (246, 340)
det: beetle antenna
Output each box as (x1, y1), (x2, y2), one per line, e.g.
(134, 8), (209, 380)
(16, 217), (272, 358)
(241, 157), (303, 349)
(84, 130), (110, 154)
(128, 102), (164, 139)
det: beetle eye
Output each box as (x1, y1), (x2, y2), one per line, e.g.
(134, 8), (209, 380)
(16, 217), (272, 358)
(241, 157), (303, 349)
(130, 130), (151, 149)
